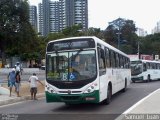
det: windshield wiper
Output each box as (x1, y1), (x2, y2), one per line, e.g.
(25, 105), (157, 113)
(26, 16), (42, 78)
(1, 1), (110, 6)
(53, 46), (59, 56)
(71, 48), (83, 61)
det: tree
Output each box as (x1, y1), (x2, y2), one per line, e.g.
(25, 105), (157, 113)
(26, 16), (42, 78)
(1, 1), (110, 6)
(85, 27), (104, 39)
(104, 18), (138, 54)
(44, 24), (85, 43)
(104, 25), (117, 46)
(0, 0), (40, 65)
(140, 33), (160, 56)
(62, 24), (83, 37)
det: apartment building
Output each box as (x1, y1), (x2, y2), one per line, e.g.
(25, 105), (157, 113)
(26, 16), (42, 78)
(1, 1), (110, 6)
(39, 0), (88, 36)
(152, 21), (160, 34)
(29, 5), (38, 32)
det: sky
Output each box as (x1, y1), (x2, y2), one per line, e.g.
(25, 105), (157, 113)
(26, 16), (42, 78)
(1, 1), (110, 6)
(29, 0), (160, 34)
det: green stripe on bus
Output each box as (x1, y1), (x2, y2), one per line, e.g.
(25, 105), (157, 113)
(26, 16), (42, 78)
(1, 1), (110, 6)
(45, 90), (99, 104)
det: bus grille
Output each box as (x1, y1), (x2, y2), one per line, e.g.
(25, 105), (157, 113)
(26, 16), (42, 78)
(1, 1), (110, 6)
(59, 91), (82, 94)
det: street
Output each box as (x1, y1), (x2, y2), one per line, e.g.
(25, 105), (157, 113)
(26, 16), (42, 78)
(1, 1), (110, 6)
(0, 81), (160, 120)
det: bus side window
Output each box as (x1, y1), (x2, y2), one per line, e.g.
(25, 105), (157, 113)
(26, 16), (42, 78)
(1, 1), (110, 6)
(116, 53), (120, 68)
(110, 51), (115, 68)
(143, 63), (147, 71)
(120, 55), (124, 68)
(147, 63), (150, 69)
(105, 47), (110, 68)
(98, 47), (106, 75)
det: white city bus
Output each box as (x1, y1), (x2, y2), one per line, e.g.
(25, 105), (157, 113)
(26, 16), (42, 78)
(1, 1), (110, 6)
(131, 59), (160, 83)
(45, 36), (131, 105)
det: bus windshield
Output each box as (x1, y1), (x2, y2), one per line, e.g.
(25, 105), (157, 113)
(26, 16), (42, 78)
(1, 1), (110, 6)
(46, 50), (97, 81)
(131, 61), (143, 75)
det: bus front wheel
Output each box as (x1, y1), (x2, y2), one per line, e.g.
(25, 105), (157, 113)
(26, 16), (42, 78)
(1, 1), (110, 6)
(103, 84), (112, 105)
(147, 75), (151, 83)
(122, 79), (127, 92)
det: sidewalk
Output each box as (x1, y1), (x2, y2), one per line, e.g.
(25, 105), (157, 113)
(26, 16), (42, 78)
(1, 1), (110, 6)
(116, 89), (160, 120)
(0, 81), (45, 106)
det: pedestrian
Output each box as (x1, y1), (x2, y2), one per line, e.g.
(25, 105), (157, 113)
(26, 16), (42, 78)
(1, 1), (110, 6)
(15, 71), (21, 97)
(28, 73), (44, 100)
(8, 68), (16, 97)
(15, 62), (23, 75)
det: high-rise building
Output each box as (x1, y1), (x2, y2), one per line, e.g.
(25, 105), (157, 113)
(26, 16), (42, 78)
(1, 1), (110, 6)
(136, 28), (147, 37)
(152, 21), (160, 34)
(29, 5), (38, 32)
(42, 0), (50, 36)
(38, 3), (43, 35)
(50, 1), (61, 32)
(39, 0), (88, 36)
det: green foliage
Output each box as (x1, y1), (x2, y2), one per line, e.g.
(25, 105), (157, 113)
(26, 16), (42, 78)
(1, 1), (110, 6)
(86, 27), (104, 39)
(62, 24), (83, 37)
(0, 0), (40, 61)
(44, 24), (85, 43)
(104, 18), (138, 54)
(1, 3), (160, 63)
(140, 33), (160, 56)
(104, 25), (117, 45)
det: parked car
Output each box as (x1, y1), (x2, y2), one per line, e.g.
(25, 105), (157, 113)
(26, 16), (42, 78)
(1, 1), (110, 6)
(41, 66), (45, 70)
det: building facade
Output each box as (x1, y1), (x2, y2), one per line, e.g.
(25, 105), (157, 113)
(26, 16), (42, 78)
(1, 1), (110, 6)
(38, 3), (43, 35)
(29, 5), (38, 32)
(152, 21), (160, 34)
(136, 28), (147, 37)
(39, 0), (88, 36)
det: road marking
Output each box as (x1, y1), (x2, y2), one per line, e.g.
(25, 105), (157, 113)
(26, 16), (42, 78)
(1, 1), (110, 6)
(115, 88), (160, 120)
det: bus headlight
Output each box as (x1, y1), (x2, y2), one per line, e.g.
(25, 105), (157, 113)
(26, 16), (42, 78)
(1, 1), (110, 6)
(48, 87), (56, 93)
(83, 83), (97, 94)
(46, 84), (57, 93)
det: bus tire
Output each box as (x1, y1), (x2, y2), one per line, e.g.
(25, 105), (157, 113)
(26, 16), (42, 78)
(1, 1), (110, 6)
(122, 79), (127, 92)
(103, 84), (112, 105)
(147, 75), (151, 83)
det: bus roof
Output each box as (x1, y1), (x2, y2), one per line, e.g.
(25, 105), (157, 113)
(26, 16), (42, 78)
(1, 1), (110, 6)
(47, 36), (129, 58)
(48, 36), (96, 44)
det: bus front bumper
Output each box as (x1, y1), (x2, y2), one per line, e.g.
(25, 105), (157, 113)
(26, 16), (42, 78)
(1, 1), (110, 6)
(131, 76), (143, 81)
(45, 90), (99, 104)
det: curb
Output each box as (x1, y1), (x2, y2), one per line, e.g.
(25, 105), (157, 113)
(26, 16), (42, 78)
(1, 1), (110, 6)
(0, 93), (45, 106)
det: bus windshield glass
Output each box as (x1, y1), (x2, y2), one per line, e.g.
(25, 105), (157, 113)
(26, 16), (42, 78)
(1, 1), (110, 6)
(131, 61), (143, 75)
(46, 50), (97, 81)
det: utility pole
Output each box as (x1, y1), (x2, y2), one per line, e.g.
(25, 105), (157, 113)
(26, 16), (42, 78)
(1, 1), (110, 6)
(117, 19), (121, 50)
(137, 41), (140, 59)
(116, 32), (121, 49)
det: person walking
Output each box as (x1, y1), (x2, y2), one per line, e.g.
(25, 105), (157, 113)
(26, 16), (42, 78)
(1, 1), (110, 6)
(8, 68), (16, 97)
(15, 71), (21, 97)
(15, 62), (23, 75)
(28, 73), (44, 100)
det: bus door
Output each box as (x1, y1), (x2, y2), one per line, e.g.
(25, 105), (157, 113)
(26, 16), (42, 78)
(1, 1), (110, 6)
(98, 47), (107, 101)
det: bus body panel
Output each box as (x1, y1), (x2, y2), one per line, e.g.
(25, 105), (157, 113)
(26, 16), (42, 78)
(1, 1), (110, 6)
(45, 79), (100, 104)
(45, 90), (100, 104)
(99, 71), (108, 102)
(131, 59), (160, 82)
(45, 36), (131, 104)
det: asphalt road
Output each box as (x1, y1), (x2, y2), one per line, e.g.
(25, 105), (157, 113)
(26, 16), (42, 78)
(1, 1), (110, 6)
(0, 81), (160, 120)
